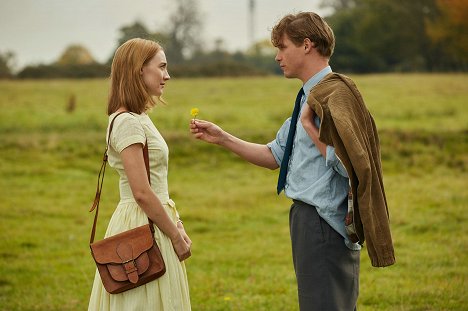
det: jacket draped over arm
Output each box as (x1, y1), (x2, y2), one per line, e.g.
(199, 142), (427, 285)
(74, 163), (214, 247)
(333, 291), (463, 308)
(308, 73), (395, 267)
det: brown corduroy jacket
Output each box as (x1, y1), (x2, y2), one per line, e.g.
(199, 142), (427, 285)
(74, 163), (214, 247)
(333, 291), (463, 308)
(307, 72), (395, 267)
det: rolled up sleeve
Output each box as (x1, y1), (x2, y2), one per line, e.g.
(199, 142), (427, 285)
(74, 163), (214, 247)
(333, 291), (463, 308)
(326, 145), (349, 178)
(267, 118), (291, 166)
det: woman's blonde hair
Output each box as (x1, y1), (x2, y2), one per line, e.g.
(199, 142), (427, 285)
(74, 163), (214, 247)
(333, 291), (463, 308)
(107, 38), (163, 115)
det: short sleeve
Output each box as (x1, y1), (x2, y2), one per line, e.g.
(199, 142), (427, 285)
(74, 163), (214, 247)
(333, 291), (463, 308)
(109, 114), (146, 153)
(267, 118), (291, 166)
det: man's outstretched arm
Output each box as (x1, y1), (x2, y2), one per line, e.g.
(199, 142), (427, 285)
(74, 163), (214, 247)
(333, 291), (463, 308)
(190, 119), (278, 170)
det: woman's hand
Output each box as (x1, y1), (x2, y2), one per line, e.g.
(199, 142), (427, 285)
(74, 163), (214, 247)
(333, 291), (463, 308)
(189, 119), (225, 144)
(170, 232), (191, 261)
(177, 221), (192, 248)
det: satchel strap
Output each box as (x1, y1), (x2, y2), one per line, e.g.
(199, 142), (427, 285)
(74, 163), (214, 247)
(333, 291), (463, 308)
(90, 111), (154, 244)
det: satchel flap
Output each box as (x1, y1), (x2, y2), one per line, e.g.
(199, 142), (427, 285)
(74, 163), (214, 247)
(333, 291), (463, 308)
(106, 252), (150, 282)
(90, 224), (154, 264)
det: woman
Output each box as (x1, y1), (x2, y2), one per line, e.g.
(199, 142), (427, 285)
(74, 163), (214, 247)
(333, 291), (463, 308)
(88, 38), (192, 311)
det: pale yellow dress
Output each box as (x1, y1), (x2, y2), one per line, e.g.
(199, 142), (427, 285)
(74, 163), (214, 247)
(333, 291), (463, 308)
(88, 112), (191, 311)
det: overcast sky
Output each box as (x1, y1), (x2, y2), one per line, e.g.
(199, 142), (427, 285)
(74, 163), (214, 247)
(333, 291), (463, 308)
(0, 0), (328, 69)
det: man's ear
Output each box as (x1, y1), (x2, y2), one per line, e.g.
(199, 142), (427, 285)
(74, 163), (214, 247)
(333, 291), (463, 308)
(304, 38), (315, 53)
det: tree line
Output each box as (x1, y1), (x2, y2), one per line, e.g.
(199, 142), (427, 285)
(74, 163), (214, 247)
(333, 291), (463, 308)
(324, 0), (467, 72)
(1, 0), (466, 79)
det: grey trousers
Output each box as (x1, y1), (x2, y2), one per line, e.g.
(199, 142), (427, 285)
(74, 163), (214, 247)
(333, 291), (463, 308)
(289, 200), (360, 311)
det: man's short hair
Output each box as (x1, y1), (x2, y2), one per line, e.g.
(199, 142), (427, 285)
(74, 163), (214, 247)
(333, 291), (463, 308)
(271, 12), (335, 58)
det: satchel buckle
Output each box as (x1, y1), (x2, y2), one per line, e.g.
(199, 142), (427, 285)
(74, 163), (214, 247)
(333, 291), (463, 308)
(122, 258), (140, 283)
(122, 258), (136, 264)
(122, 258), (138, 273)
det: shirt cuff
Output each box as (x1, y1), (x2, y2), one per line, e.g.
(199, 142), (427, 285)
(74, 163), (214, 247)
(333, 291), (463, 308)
(325, 145), (339, 167)
(326, 145), (349, 177)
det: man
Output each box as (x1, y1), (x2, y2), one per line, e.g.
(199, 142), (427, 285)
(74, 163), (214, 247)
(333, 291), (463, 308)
(190, 12), (394, 311)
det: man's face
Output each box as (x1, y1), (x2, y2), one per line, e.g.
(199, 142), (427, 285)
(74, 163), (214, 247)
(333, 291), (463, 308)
(274, 34), (305, 79)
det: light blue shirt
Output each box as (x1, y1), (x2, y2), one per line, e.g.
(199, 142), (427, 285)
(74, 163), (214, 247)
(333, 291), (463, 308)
(268, 66), (360, 250)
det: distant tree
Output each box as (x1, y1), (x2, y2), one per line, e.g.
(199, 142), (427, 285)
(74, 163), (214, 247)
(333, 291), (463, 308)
(17, 63), (110, 79)
(17, 44), (110, 79)
(109, 21), (169, 64)
(426, 0), (468, 69)
(56, 44), (96, 66)
(110, 1), (203, 65)
(245, 39), (279, 74)
(323, 0), (440, 72)
(0, 50), (15, 79)
(246, 39), (276, 57)
(117, 21), (152, 46)
(190, 38), (231, 63)
(165, 0), (203, 63)
(214, 38), (226, 53)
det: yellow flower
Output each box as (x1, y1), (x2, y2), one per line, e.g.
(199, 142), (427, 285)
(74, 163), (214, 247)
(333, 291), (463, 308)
(190, 108), (199, 118)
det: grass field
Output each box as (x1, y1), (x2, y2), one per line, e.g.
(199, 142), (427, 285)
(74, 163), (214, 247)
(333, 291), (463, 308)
(0, 74), (467, 310)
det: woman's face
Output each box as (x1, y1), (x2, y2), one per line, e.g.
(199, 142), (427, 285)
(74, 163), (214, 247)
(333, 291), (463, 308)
(141, 50), (170, 96)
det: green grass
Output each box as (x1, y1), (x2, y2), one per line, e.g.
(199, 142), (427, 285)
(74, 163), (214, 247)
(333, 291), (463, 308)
(0, 74), (467, 310)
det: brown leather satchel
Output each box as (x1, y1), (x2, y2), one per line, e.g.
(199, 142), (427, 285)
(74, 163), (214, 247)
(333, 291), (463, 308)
(89, 111), (166, 294)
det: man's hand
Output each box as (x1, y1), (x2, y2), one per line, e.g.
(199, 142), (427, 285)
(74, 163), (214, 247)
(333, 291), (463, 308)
(190, 119), (278, 169)
(300, 105), (327, 157)
(190, 119), (225, 144)
(300, 104), (318, 136)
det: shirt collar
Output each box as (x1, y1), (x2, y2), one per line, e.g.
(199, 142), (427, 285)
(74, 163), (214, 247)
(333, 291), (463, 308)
(302, 66), (332, 98)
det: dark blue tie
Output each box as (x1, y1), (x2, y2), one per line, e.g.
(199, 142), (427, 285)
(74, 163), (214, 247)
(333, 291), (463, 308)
(277, 88), (304, 194)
